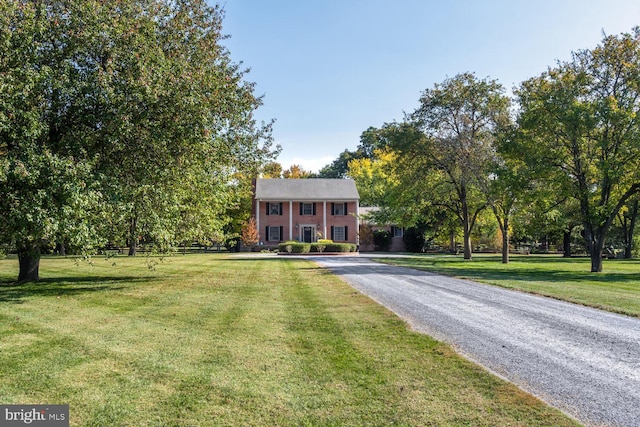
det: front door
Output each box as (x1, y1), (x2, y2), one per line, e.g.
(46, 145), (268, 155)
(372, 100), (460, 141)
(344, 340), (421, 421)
(302, 226), (314, 243)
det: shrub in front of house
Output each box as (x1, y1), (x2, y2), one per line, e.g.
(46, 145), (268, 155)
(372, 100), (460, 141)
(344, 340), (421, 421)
(310, 239), (341, 253)
(278, 241), (357, 253)
(278, 241), (311, 253)
(324, 243), (357, 252)
(310, 243), (326, 253)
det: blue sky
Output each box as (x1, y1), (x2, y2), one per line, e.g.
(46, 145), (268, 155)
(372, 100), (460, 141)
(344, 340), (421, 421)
(218, 1), (640, 172)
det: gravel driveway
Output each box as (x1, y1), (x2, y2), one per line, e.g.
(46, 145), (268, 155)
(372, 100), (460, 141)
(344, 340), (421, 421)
(312, 255), (640, 427)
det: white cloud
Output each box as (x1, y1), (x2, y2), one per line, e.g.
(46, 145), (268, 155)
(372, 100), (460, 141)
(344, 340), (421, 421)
(280, 155), (335, 174)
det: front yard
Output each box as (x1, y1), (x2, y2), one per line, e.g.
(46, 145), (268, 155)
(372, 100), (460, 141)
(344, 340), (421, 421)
(0, 254), (578, 426)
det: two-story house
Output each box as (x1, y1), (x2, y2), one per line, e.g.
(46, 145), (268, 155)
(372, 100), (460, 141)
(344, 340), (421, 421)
(253, 178), (360, 245)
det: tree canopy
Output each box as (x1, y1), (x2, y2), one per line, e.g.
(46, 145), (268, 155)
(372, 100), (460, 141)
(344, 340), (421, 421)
(335, 29), (640, 271)
(282, 164), (313, 178)
(514, 27), (640, 271)
(317, 126), (391, 178)
(0, 0), (277, 281)
(348, 148), (398, 207)
(399, 73), (511, 259)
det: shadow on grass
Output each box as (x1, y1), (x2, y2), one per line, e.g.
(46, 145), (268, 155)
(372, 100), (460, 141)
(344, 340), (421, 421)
(223, 254), (640, 285)
(223, 255), (316, 263)
(380, 261), (640, 286)
(435, 267), (638, 285)
(0, 276), (151, 303)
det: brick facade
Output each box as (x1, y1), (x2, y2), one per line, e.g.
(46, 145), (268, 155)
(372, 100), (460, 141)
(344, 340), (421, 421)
(254, 179), (360, 245)
(257, 200), (358, 244)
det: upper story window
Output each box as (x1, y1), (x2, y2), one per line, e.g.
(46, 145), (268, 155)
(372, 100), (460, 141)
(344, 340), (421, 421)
(299, 202), (316, 216)
(332, 202), (347, 216)
(267, 202), (282, 216)
(393, 226), (404, 238)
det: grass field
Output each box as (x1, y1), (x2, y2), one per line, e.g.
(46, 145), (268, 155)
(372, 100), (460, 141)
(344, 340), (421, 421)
(377, 254), (640, 317)
(0, 254), (579, 426)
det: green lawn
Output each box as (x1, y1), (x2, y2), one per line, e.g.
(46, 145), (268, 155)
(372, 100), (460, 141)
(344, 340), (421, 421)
(377, 254), (640, 317)
(0, 254), (578, 426)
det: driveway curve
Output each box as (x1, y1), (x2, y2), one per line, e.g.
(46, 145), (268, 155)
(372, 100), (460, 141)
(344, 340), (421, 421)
(311, 256), (640, 427)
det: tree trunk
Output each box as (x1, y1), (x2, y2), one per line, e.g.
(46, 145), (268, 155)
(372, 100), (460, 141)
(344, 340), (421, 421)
(501, 218), (509, 264)
(624, 199), (638, 259)
(128, 216), (138, 256)
(18, 245), (41, 283)
(462, 224), (472, 260)
(540, 234), (548, 252)
(462, 198), (472, 260)
(590, 234), (605, 273)
(590, 250), (603, 272)
(563, 230), (572, 258)
(449, 231), (456, 253)
(56, 242), (66, 256)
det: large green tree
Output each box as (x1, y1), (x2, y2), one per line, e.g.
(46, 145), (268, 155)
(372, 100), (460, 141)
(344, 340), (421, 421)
(398, 73), (510, 259)
(482, 151), (530, 263)
(0, 0), (276, 281)
(516, 28), (640, 272)
(0, 1), (110, 281)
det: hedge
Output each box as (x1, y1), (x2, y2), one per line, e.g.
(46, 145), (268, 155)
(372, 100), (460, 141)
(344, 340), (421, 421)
(278, 242), (311, 253)
(278, 241), (357, 254)
(323, 243), (357, 252)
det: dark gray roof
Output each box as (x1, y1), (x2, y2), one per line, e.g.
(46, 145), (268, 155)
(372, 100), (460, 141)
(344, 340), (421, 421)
(255, 178), (359, 201)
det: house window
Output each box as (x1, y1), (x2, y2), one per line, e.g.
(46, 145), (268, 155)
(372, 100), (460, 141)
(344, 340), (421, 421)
(332, 226), (347, 241)
(267, 226), (281, 242)
(332, 202), (347, 216)
(268, 203), (282, 215)
(393, 226), (404, 238)
(299, 202), (316, 216)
